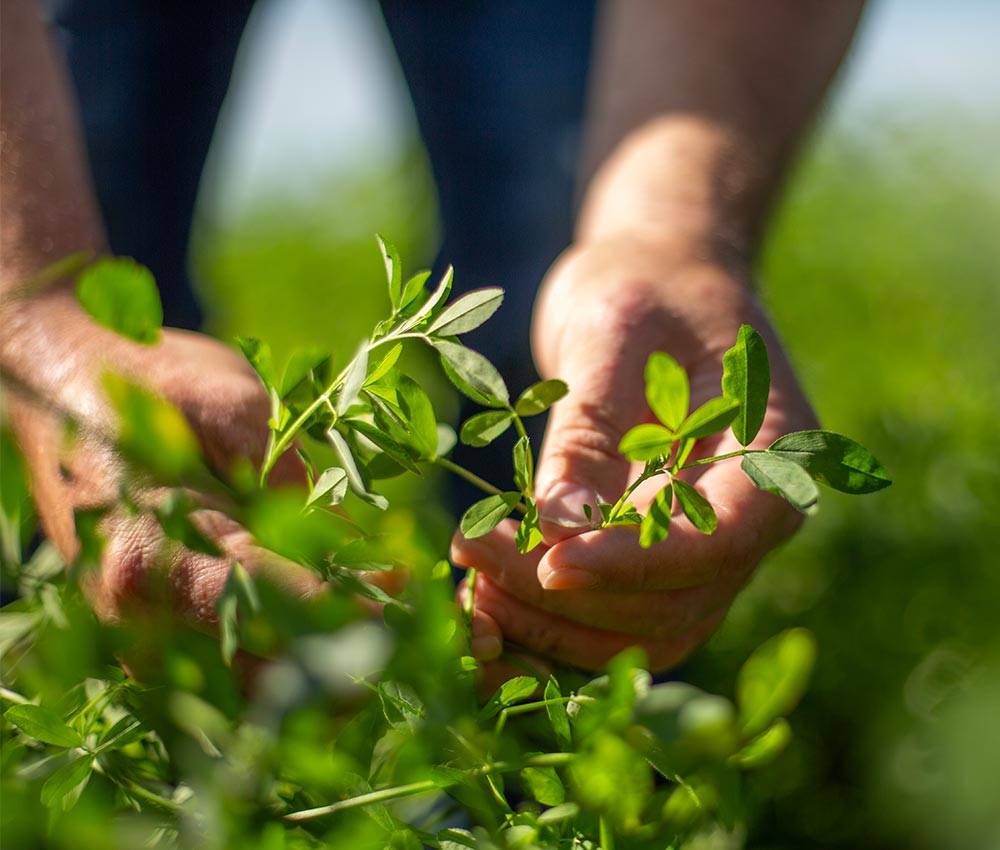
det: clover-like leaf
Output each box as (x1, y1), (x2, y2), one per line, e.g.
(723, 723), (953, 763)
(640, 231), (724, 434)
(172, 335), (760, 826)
(428, 287), (504, 336)
(645, 352), (689, 430)
(722, 324), (770, 446)
(676, 396), (740, 440)
(432, 339), (509, 407)
(769, 430), (891, 494)
(459, 492), (521, 539)
(4, 704), (81, 748)
(639, 483), (673, 548)
(460, 410), (513, 447)
(619, 423), (675, 462)
(515, 379), (569, 416)
(76, 257), (162, 344)
(672, 479), (717, 535)
(741, 451), (819, 513)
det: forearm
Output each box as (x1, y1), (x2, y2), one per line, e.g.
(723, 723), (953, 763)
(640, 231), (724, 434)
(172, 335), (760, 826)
(578, 0), (864, 260)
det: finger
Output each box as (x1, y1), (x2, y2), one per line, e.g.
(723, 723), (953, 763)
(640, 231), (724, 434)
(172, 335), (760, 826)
(532, 302), (657, 544)
(470, 607), (504, 662)
(537, 454), (802, 592)
(452, 522), (725, 638)
(472, 575), (722, 672)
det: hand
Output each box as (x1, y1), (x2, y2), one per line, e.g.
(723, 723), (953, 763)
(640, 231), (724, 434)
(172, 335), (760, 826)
(452, 234), (817, 672)
(4, 297), (403, 636)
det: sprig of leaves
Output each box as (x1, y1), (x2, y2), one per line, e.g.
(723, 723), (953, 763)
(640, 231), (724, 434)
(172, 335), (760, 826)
(607, 324), (890, 546)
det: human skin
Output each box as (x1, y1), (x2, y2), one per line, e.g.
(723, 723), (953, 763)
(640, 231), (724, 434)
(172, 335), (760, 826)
(2, 0), (863, 675)
(452, 0), (865, 672)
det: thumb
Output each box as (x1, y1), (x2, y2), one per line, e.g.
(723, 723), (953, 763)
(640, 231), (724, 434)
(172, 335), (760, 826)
(534, 348), (645, 544)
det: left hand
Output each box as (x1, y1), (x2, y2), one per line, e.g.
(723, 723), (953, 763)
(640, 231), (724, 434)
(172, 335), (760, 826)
(452, 233), (817, 672)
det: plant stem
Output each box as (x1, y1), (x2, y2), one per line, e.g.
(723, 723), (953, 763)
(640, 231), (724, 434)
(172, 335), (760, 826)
(283, 752), (574, 823)
(432, 457), (527, 513)
(607, 463), (664, 523)
(678, 448), (747, 470)
(600, 815), (616, 850)
(0, 685), (30, 705)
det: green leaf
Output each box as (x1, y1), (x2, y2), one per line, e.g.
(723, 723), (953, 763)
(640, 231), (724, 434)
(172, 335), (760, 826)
(768, 430), (891, 494)
(102, 373), (203, 481)
(428, 287), (504, 336)
(75, 257), (162, 343)
(432, 339), (509, 406)
(514, 379), (569, 416)
(512, 436), (534, 496)
(619, 424), (675, 462)
(480, 676), (538, 719)
(545, 678), (572, 750)
(216, 562), (260, 667)
(376, 234), (402, 310)
(459, 410), (513, 447)
(365, 344), (403, 386)
(307, 467), (349, 507)
(459, 493), (520, 539)
(722, 324), (771, 446)
(4, 705), (81, 748)
(400, 266), (453, 331)
(741, 452), (820, 514)
(515, 502), (544, 553)
(396, 375), (438, 459)
(399, 270), (431, 312)
(41, 754), (94, 811)
(672, 479), (717, 535)
(569, 730), (651, 830)
(279, 347), (327, 398)
(337, 342), (369, 415)
(328, 427), (388, 510)
(522, 766), (565, 806)
(236, 336), (275, 386)
(737, 628), (816, 737)
(639, 483), (673, 548)
(730, 718), (792, 769)
(645, 352), (689, 430)
(677, 396), (740, 440)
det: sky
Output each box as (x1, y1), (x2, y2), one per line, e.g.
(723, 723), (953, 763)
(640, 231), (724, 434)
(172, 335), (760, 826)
(204, 0), (1000, 215)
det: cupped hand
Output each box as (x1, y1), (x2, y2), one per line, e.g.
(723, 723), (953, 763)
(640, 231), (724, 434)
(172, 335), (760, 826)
(453, 234), (817, 672)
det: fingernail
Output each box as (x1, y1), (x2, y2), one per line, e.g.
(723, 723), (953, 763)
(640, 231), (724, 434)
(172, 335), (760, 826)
(539, 481), (597, 529)
(539, 566), (599, 591)
(470, 635), (503, 661)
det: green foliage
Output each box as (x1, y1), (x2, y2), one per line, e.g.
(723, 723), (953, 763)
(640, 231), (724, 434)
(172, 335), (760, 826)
(75, 257), (163, 343)
(722, 324), (770, 446)
(1, 240), (888, 849)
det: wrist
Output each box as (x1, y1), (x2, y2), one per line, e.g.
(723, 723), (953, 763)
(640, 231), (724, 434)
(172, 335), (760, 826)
(576, 116), (766, 268)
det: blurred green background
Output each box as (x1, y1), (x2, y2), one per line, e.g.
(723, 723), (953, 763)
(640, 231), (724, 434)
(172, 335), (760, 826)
(179, 1), (998, 848)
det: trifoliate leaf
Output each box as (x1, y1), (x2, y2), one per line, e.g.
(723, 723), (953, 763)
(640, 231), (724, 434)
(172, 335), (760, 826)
(41, 754), (94, 811)
(722, 324), (770, 446)
(307, 467), (349, 507)
(76, 257), (162, 343)
(460, 410), (513, 447)
(432, 339), (509, 406)
(459, 493), (520, 539)
(4, 705), (81, 748)
(768, 430), (891, 493)
(672, 479), (717, 535)
(428, 287), (504, 336)
(741, 452), (819, 514)
(619, 423), (675, 461)
(639, 483), (672, 548)
(514, 379), (569, 416)
(676, 396), (740, 440)
(645, 352), (689, 430)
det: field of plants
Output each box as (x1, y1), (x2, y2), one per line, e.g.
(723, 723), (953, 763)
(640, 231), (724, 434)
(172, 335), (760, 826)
(2, 108), (998, 850)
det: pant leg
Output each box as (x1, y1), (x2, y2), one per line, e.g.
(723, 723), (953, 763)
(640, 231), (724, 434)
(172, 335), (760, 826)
(380, 0), (597, 496)
(45, 0), (255, 329)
